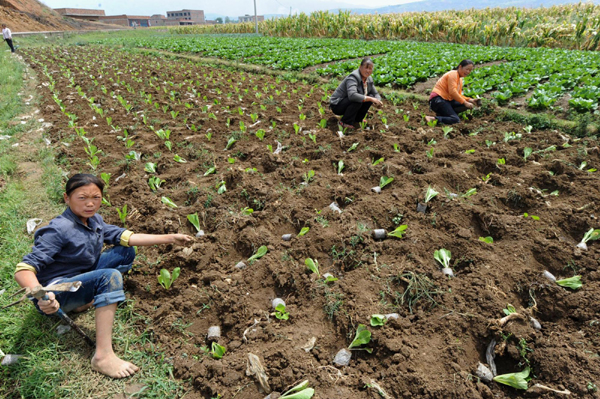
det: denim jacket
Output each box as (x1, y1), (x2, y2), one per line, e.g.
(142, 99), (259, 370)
(18, 207), (133, 286)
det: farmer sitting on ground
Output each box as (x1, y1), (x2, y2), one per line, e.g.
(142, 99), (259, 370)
(330, 57), (383, 129)
(14, 173), (193, 378)
(425, 59), (479, 125)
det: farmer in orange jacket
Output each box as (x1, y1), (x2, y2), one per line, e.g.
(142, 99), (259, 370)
(425, 60), (479, 125)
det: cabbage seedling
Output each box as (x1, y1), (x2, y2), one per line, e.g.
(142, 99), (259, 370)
(370, 314), (386, 326)
(336, 160), (344, 175)
(173, 155), (187, 163)
(187, 213), (201, 233)
(305, 258), (320, 277)
(217, 181), (226, 194)
(148, 176), (165, 191)
(372, 157), (384, 166)
(424, 186), (439, 203)
(273, 303), (289, 320)
(116, 204), (127, 225)
(324, 275), (338, 283)
(318, 119), (327, 128)
(255, 129), (265, 141)
(434, 248), (451, 269)
(248, 245), (268, 263)
(523, 213), (540, 221)
(348, 324), (372, 353)
(479, 236), (493, 244)
(210, 342), (226, 359)
(347, 142), (359, 152)
(157, 267), (180, 290)
(461, 188), (477, 198)
(388, 225), (407, 238)
(241, 207), (254, 216)
(161, 196), (178, 208)
(503, 304), (517, 316)
(577, 228), (600, 250)
(379, 176), (394, 189)
(225, 137), (236, 150)
(203, 166), (216, 176)
(465, 149), (475, 154)
(523, 147), (533, 160)
(278, 380), (315, 399)
(556, 275), (582, 290)
(298, 227), (310, 237)
(493, 367), (530, 390)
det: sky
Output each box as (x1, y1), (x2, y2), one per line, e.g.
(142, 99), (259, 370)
(39, 0), (419, 17)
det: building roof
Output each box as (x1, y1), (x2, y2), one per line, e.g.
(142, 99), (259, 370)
(167, 9), (204, 12)
(54, 8), (105, 17)
(100, 15), (151, 20)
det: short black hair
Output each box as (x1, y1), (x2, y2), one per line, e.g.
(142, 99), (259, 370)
(453, 59), (474, 71)
(65, 174), (104, 196)
(360, 57), (374, 67)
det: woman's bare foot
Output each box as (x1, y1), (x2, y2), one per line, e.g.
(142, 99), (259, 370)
(73, 301), (93, 313)
(91, 353), (139, 378)
(425, 116), (437, 123)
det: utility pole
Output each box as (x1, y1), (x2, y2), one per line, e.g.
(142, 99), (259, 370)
(254, 0), (258, 34)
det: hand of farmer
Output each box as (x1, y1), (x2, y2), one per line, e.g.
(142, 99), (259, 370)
(38, 292), (60, 314)
(170, 234), (193, 245)
(367, 96), (383, 106)
(464, 101), (474, 110)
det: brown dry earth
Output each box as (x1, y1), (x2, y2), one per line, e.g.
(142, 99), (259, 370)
(22, 46), (600, 399)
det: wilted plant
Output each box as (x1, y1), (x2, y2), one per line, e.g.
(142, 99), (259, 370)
(424, 186), (439, 203)
(523, 147), (533, 160)
(370, 314), (387, 326)
(493, 367), (529, 390)
(347, 142), (359, 152)
(248, 245), (268, 263)
(577, 228), (600, 250)
(279, 380), (315, 399)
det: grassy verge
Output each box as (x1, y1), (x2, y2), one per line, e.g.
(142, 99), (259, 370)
(0, 46), (185, 398)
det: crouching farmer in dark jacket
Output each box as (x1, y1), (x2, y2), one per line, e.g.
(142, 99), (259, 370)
(330, 57), (382, 129)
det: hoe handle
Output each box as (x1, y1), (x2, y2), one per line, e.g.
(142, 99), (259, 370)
(41, 294), (96, 347)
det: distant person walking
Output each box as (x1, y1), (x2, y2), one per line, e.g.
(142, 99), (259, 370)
(425, 60), (479, 125)
(2, 24), (15, 53)
(330, 57), (382, 130)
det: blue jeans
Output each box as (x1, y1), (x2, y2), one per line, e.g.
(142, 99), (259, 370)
(429, 96), (468, 125)
(37, 246), (135, 314)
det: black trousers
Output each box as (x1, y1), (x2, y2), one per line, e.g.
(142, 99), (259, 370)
(429, 96), (467, 125)
(330, 98), (372, 125)
(5, 39), (15, 53)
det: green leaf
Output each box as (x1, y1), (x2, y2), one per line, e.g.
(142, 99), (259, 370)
(370, 314), (386, 326)
(372, 157), (384, 166)
(556, 275), (582, 290)
(424, 186), (439, 203)
(144, 162), (157, 173)
(248, 245), (268, 263)
(434, 248), (451, 269)
(479, 236), (494, 244)
(187, 213), (201, 232)
(158, 268), (171, 289)
(348, 324), (371, 349)
(387, 225), (407, 238)
(171, 267), (180, 283)
(347, 142), (359, 152)
(161, 196), (178, 208)
(465, 149), (475, 154)
(462, 188), (477, 198)
(204, 166), (216, 176)
(503, 303), (517, 315)
(305, 258), (320, 277)
(493, 367), (530, 390)
(298, 227), (310, 237)
(324, 275), (338, 283)
(379, 176), (394, 189)
(211, 342), (226, 359)
(281, 388), (315, 399)
(582, 228), (600, 243)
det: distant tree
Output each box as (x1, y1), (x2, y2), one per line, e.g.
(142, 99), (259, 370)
(216, 17), (223, 24)
(224, 16), (231, 24)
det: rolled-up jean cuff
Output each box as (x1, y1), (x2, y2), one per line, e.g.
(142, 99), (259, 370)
(94, 290), (126, 308)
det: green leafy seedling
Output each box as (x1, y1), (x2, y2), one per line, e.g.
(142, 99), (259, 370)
(144, 162), (157, 173)
(379, 176), (394, 189)
(298, 227), (310, 237)
(434, 248), (451, 269)
(523, 147), (533, 161)
(204, 166), (216, 176)
(424, 186), (439, 203)
(370, 314), (386, 327)
(556, 275), (582, 290)
(225, 137), (236, 150)
(116, 204), (127, 225)
(462, 188), (477, 198)
(347, 142), (359, 152)
(187, 213), (201, 233)
(161, 196), (178, 208)
(279, 380), (315, 399)
(348, 324), (372, 353)
(388, 225), (407, 238)
(479, 236), (494, 244)
(210, 342), (226, 359)
(274, 303), (289, 320)
(503, 303), (517, 316)
(158, 267), (180, 290)
(324, 275), (338, 283)
(493, 367), (530, 390)
(305, 258), (320, 277)
(523, 213), (540, 221)
(372, 157), (384, 166)
(248, 245), (268, 263)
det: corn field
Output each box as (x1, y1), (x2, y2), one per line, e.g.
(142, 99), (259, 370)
(173, 3), (600, 50)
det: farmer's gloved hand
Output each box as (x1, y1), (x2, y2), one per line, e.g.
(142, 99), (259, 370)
(38, 292), (60, 314)
(170, 234), (193, 246)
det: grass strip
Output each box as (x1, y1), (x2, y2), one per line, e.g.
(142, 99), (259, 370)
(0, 47), (184, 399)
